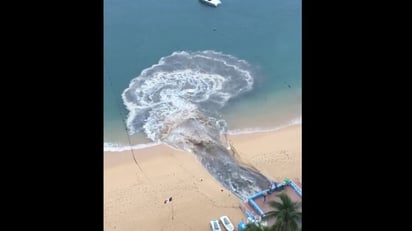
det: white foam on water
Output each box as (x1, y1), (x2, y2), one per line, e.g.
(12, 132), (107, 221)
(103, 141), (161, 152)
(121, 50), (254, 142)
(227, 116), (302, 135)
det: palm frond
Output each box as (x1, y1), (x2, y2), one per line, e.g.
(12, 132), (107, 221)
(264, 193), (302, 231)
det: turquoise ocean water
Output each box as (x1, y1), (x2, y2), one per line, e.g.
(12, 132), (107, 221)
(104, 0), (301, 151)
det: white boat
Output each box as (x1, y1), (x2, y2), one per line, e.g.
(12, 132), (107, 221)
(210, 220), (222, 231)
(219, 216), (235, 231)
(199, 0), (222, 7)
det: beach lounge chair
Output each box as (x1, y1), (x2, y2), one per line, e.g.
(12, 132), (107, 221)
(210, 219), (222, 231)
(219, 216), (235, 231)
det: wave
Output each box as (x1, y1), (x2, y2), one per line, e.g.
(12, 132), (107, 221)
(103, 142), (161, 152)
(227, 117), (301, 135)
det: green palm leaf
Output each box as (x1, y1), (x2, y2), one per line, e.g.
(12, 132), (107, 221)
(244, 222), (270, 231)
(262, 193), (301, 231)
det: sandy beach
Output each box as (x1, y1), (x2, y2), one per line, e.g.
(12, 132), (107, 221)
(104, 125), (301, 231)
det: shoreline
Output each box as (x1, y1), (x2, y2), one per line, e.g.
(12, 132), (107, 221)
(104, 125), (301, 231)
(104, 117), (301, 152)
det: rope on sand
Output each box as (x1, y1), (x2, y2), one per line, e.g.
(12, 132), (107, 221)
(105, 72), (150, 181)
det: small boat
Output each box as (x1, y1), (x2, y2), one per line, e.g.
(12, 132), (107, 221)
(219, 216), (235, 231)
(199, 0), (222, 7)
(210, 219), (222, 231)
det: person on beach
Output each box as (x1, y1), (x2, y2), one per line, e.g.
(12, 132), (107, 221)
(268, 183), (274, 194)
(271, 182), (277, 191)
